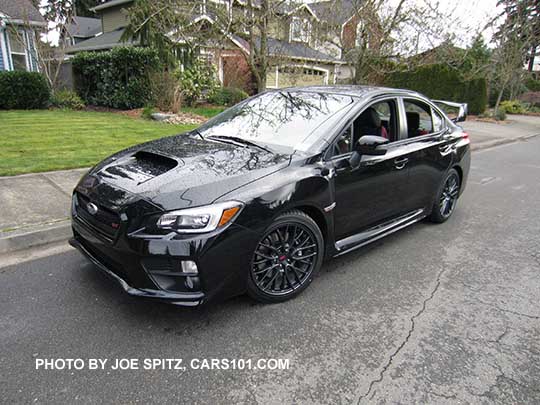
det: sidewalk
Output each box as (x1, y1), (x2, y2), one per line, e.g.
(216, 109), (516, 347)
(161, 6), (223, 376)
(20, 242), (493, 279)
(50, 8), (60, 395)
(0, 115), (539, 254)
(0, 168), (87, 253)
(462, 114), (540, 150)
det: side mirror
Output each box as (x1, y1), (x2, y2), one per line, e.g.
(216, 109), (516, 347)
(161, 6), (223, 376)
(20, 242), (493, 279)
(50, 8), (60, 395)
(355, 135), (389, 156)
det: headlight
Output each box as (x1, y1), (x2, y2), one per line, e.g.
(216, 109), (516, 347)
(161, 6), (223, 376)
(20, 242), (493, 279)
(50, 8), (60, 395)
(157, 201), (244, 233)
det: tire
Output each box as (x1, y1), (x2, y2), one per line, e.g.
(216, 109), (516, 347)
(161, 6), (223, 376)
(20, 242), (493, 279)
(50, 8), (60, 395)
(429, 168), (461, 223)
(247, 210), (324, 303)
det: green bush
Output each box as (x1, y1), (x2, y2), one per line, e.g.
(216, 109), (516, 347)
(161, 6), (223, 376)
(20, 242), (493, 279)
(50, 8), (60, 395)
(72, 47), (161, 109)
(493, 108), (507, 121)
(465, 77), (488, 116)
(141, 105), (156, 120)
(50, 90), (85, 110)
(384, 64), (488, 115)
(500, 100), (526, 114)
(177, 62), (218, 107)
(525, 78), (540, 92)
(0, 71), (50, 109)
(208, 87), (249, 106)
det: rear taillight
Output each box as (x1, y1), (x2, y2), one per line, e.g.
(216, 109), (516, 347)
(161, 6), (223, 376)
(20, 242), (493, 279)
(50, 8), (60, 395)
(462, 131), (469, 140)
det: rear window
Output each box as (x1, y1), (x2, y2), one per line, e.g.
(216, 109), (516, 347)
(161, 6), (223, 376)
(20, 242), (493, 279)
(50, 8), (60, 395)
(197, 91), (354, 149)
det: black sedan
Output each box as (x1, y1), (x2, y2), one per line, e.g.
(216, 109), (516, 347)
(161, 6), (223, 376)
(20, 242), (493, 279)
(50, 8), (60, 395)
(70, 86), (470, 305)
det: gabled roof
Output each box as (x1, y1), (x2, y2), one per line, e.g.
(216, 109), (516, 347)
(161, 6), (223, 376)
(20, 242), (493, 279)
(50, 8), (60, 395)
(0, 0), (44, 23)
(310, 0), (357, 26)
(233, 35), (342, 63)
(267, 37), (341, 63)
(66, 16), (101, 38)
(65, 27), (137, 53)
(91, 0), (134, 12)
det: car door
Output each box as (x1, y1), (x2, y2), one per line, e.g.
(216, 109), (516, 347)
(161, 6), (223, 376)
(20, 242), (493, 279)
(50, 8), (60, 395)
(400, 97), (454, 211)
(329, 98), (415, 241)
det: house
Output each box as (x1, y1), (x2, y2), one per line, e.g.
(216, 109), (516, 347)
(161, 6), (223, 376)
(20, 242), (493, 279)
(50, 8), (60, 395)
(61, 16), (102, 47)
(0, 0), (45, 72)
(66, 0), (366, 90)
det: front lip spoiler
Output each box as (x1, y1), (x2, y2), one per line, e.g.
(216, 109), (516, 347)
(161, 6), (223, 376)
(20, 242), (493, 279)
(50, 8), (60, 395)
(69, 238), (205, 307)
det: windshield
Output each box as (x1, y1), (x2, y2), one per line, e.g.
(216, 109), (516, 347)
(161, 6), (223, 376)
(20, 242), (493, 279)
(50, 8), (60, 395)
(197, 91), (355, 150)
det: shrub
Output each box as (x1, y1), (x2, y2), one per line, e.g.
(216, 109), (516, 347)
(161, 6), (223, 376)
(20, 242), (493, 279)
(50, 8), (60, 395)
(500, 100), (526, 114)
(141, 105), (156, 120)
(525, 78), (540, 92)
(50, 90), (85, 110)
(494, 108), (507, 121)
(72, 47), (161, 109)
(208, 87), (249, 106)
(384, 64), (488, 115)
(149, 70), (182, 112)
(177, 62), (218, 106)
(0, 71), (50, 109)
(465, 78), (488, 116)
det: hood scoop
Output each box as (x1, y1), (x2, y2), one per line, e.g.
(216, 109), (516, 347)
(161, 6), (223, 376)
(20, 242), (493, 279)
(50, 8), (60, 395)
(101, 151), (179, 185)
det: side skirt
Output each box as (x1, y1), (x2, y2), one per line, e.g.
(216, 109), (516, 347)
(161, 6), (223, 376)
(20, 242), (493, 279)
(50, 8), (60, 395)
(333, 209), (426, 257)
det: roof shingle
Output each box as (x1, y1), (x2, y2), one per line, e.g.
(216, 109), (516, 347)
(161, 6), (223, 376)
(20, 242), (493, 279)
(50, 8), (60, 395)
(0, 0), (44, 23)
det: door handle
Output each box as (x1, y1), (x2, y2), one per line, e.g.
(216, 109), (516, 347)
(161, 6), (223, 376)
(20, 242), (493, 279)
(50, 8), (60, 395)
(394, 157), (409, 170)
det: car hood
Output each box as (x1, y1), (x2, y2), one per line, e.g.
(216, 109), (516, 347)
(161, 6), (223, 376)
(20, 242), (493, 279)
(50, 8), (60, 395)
(77, 134), (291, 211)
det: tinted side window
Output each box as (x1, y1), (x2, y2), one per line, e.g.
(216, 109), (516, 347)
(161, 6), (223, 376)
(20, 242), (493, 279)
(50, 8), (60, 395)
(404, 99), (433, 138)
(353, 99), (397, 143)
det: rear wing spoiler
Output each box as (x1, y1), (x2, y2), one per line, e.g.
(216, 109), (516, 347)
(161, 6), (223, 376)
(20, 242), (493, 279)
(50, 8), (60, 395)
(433, 100), (468, 122)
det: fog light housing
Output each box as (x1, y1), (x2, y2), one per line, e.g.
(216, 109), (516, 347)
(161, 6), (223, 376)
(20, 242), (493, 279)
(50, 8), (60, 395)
(181, 260), (198, 274)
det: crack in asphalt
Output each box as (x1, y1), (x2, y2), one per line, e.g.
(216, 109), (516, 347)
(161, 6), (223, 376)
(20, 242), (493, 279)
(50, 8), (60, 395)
(469, 361), (540, 399)
(428, 390), (458, 400)
(475, 299), (540, 320)
(356, 267), (446, 404)
(465, 326), (510, 345)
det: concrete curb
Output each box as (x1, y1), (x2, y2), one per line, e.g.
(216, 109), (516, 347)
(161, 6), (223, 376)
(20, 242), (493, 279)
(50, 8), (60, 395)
(472, 133), (540, 151)
(0, 221), (72, 255)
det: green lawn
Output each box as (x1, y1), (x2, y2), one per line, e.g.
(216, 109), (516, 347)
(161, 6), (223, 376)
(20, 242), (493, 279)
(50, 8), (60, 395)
(0, 110), (199, 176)
(181, 106), (226, 118)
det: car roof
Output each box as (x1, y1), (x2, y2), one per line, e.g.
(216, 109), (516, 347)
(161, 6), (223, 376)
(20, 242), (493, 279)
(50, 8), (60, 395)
(275, 85), (426, 100)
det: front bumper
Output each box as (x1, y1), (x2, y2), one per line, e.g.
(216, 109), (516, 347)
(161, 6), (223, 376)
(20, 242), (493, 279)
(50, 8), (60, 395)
(69, 237), (205, 306)
(71, 207), (260, 306)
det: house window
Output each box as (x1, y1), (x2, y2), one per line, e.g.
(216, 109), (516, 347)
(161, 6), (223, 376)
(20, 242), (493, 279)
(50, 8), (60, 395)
(8, 29), (29, 71)
(290, 17), (311, 43)
(355, 22), (368, 48)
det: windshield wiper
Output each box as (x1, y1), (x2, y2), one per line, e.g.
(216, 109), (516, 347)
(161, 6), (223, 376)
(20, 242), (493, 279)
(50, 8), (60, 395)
(191, 129), (204, 140)
(207, 135), (272, 153)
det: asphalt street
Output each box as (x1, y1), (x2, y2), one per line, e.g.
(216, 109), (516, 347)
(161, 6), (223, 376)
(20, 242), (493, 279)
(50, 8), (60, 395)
(1, 137), (540, 404)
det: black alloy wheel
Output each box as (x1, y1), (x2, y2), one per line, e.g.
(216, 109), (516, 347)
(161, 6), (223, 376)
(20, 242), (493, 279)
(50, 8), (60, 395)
(430, 168), (461, 223)
(247, 210), (324, 303)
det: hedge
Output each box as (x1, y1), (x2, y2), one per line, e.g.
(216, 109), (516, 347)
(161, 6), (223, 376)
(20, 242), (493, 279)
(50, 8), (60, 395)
(72, 47), (161, 109)
(384, 64), (488, 115)
(208, 87), (249, 106)
(0, 71), (50, 109)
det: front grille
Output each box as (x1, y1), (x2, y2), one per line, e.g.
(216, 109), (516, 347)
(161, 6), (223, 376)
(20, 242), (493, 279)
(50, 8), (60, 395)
(75, 193), (121, 239)
(142, 257), (180, 273)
